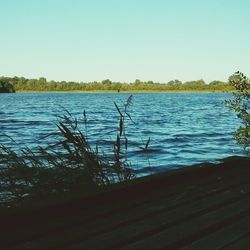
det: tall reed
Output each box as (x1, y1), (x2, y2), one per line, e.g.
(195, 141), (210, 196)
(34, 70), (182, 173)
(0, 96), (136, 206)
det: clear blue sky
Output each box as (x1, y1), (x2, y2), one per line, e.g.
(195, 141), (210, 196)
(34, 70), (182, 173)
(0, 0), (249, 83)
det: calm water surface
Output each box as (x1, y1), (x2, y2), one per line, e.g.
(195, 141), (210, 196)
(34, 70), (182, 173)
(0, 93), (244, 175)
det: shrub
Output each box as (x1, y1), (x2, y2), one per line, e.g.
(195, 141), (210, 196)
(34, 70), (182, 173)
(226, 71), (250, 154)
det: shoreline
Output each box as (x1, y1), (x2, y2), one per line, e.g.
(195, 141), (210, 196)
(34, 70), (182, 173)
(1, 155), (249, 212)
(1, 155), (250, 249)
(14, 90), (233, 94)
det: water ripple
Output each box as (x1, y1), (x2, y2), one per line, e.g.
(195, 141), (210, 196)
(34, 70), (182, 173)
(0, 92), (245, 174)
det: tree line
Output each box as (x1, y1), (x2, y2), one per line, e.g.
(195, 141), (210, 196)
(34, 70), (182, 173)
(0, 76), (234, 92)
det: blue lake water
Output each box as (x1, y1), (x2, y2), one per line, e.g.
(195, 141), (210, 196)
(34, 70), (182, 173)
(0, 92), (245, 175)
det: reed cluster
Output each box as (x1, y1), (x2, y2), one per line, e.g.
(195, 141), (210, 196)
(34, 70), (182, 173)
(0, 96), (136, 206)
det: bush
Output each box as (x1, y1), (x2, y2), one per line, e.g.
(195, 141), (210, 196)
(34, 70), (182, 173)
(226, 71), (250, 154)
(0, 79), (15, 93)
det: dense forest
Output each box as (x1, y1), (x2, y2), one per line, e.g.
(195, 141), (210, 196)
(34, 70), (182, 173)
(0, 76), (234, 92)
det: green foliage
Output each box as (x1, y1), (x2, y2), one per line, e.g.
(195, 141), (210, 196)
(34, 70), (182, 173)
(167, 80), (182, 86)
(0, 76), (234, 92)
(0, 79), (15, 93)
(226, 71), (250, 153)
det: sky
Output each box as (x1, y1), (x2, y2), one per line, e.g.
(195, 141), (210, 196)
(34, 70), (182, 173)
(0, 0), (250, 83)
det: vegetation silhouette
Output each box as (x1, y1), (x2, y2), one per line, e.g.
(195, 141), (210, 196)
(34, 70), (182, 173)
(0, 79), (15, 93)
(0, 96), (145, 207)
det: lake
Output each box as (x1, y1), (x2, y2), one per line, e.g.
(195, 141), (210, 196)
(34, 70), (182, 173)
(0, 92), (244, 175)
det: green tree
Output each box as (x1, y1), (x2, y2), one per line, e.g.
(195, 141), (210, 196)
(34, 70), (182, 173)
(226, 71), (250, 153)
(0, 79), (15, 93)
(167, 80), (182, 86)
(38, 77), (47, 85)
(102, 79), (112, 85)
(134, 79), (142, 85)
(209, 80), (226, 86)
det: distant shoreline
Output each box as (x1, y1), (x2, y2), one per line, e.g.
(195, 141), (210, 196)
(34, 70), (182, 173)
(15, 90), (234, 93)
(1, 76), (235, 93)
